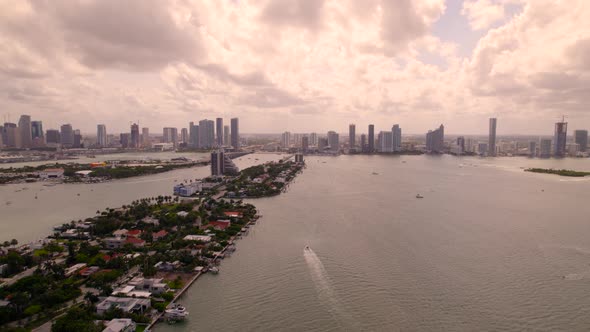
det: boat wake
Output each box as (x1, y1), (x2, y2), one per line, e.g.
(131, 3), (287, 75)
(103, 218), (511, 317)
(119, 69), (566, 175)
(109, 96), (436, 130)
(303, 247), (358, 329)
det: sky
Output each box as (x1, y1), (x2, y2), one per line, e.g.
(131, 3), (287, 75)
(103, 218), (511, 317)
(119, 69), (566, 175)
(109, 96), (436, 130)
(0, 0), (589, 135)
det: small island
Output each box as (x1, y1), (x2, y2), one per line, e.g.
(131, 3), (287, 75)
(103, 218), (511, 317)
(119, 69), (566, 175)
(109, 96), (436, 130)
(524, 168), (590, 177)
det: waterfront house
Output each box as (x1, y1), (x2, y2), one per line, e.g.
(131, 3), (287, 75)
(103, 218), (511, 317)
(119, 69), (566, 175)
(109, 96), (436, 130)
(112, 285), (151, 298)
(112, 229), (128, 237)
(184, 235), (212, 243)
(127, 277), (170, 295)
(141, 216), (159, 226)
(96, 297), (151, 315)
(224, 211), (243, 218)
(152, 230), (168, 241)
(126, 229), (142, 237)
(208, 220), (231, 231)
(64, 263), (87, 277)
(102, 318), (136, 332)
(154, 261), (180, 271)
(79, 266), (100, 277)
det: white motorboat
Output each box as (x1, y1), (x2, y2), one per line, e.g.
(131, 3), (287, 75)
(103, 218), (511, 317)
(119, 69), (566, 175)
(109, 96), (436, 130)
(209, 266), (220, 274)
(165, 304), (189, 321)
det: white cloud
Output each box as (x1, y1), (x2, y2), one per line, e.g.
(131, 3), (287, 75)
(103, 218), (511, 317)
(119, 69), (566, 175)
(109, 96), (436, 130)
(461, 0), (506, 30)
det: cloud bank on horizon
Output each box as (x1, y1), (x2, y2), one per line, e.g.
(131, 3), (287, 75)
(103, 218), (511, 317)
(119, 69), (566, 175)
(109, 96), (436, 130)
(0, 0), (588, 134)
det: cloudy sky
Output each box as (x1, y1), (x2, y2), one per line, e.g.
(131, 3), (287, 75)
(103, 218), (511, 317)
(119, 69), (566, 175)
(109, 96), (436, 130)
(1, 0), (589, 135)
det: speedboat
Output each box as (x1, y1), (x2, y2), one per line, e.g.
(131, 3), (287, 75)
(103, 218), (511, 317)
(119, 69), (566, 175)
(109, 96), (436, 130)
(209, 266), (219, 274)
(165, 304), (189, 321)
(416, 194), (424, 199)
(305, 246), (310, 251)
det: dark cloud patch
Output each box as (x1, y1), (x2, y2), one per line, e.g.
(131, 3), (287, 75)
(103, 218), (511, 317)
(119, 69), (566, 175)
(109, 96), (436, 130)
(260, 0), (326, 30)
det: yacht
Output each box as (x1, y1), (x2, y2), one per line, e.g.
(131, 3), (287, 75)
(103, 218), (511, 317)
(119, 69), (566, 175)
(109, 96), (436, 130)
(209, 266), (220, 274)
(305, 245), (310, 251)
(165, 304), (189, 321)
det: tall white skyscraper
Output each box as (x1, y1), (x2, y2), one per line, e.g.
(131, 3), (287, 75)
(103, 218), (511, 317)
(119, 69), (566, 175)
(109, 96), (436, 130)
(378, 131), (393, 152)
(230, 118), (240, 150)
(488, 118), (497, 156)
(97, 124), (107, 147)
(327, 131), (339, 151)
(310, 133), (318, 146)
(223, 125), (230, 147)
(281, 132), (291, 148)
(141, 127), (150, 148)
(18, 115), (32, 148)
(198, 119), (215, 148)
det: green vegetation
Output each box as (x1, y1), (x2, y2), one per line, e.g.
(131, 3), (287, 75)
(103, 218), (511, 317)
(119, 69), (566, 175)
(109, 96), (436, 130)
(226, 160), (303, 198)
(89, 163), (199, 179)
(525, 168), (590, 177)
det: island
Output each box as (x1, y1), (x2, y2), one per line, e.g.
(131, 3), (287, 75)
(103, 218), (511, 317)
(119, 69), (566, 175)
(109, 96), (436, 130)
(0, 157), (304, 332)
(524, 168), (590, 177)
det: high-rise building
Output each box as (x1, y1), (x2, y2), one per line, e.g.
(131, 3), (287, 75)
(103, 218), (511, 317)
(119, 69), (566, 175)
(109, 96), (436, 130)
(488, 118), (497, 156)
(211, 150), (239, 176)
(181, 128), (188, 144)
(230, 118), (240, 150)
(327, 131), (339, 151)
(130, 123), (140, 148)
(73, 129), (82, 148)
(539, 138), (552, 158)
(60, 124), (74, 147)
(478, 143), (488, 156)
(426, 124), (444, 153)
(97, 124), (107, 147)
(0, 125), (3, 147)
(360, 134), (367, 152)
(378, 131), (393, 152)
(223, 125), (230, 147)
(553, 120), (567, 157)
(3, 123), (18, 147)
(31, 121), (44, 147)
(349, 124), (356, 150)
(120, 133), (130, 148)
(302, 136), (309, 152)
(281, 132), (291, 148)
(216, 118), (223, 147)
(392, 124), (402, 152)
(198, 119), (215, 148)
(141, 128), (150, 148)
(163, 127), (178, 147)
(318, 137), (328, 150)
(293, 133), (302, 148)
(368, 124), (375, 153)
(45, 129), (61, 145)
(18, 115), (32, 148)
(189, 122), (199, 148)
(574, 130), (588, 152)
(310, 133), (318, 146)
(528, 141), (537, 157)
(456, 136), (465, 153)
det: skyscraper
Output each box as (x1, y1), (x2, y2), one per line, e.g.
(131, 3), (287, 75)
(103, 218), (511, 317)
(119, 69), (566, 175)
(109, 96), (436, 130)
(281, 132), (291, 148)
(327, 131), (339, 151)
(368, 124), (375, 153)
(198, 119), (215, 148)
(211, 150), (239, 176)
(456, 136), (465, 153)
(141, 127), (150, 148)
(554, 120), (567, 157)
(3, 123), (18, 147)
(97, 124), (107, 147)
(349, 124), (356, 150)
(360, 134), (367, 152)
(189, 122), (199, 148)
(120, 133), (130, 148)
(574, 130), (588, 152)
(73, 129), (82, 148)
(60, 124), (74, 147)
(31, 121), (44, 147)
(180, 128), (188, 144)
(528, 141), (537, 157)
(392, 124), (402, 152)
(230, 118), (240, 150)
(163, 127), (178, 147)
(223, 125), (230, 147)
(18, 115), (32, 148)
(378, 131), (393, 152)
(45, 129), (60, 145)
(426, 124), (444, 153)
(540, 138), (552, 158)
(488, 118), (497, 156)
(130, 123), (140, 148)
(302, 136), (309, 152)
(310, 133), (318, 146)
(216, 118), (223, 147)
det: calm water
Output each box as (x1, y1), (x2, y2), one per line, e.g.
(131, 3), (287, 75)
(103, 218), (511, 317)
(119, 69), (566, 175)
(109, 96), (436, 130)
(0, 153), (281, 242)
(150, 155), (590, 331)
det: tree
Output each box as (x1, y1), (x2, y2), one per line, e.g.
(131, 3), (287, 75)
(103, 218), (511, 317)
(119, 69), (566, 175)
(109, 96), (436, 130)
(10, 239), (18, 246)
(51, 307), (103, 332)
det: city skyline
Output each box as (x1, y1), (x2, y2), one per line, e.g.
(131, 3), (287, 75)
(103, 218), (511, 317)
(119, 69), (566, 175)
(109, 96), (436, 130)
(1, 1), (589, 134)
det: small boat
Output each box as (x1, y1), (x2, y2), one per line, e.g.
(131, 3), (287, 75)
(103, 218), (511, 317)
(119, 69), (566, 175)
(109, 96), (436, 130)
(372, 172), (379, 175)
(209, 267), (219, 274)
(165, 304), (189, 321)
(305, 246), (310, 251)
(416, 194), (424, 199)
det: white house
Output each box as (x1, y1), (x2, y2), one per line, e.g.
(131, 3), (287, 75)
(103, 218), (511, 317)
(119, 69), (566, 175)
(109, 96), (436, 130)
(96, 297), (151, 315)
(39, 168), (64, 179)
(102, 318), (136, 332)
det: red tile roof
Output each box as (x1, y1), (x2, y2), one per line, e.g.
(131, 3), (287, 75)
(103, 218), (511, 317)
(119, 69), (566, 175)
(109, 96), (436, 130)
(125, 236), (145, 245)
(152, 230), (168, 239)
(127, 230), (142, 236)
(208, 220), (230, 230)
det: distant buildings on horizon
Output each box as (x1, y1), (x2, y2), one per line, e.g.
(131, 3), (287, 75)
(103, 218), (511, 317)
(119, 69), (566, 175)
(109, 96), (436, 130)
(0, 113), (588, 158)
